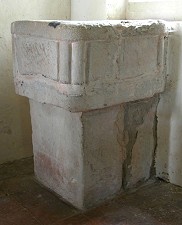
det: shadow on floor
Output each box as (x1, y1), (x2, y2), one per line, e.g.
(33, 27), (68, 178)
(0, 157), (182, 225)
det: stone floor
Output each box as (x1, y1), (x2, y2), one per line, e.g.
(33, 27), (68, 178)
(0, 158), (182, 225)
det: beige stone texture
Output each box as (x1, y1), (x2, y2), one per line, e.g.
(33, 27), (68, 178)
(12, 20), (166, 112)
(12, 20), (167, 208)
(30, 97), (158, 209)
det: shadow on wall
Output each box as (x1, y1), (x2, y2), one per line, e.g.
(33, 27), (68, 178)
(0, 0), (70, 164)
(156, 22), (182, 187)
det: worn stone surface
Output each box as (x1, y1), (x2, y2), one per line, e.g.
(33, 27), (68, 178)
(29, 100), (84, 209)
(12, 20), (166, 112)
(12, 20), (167, 208)
(30, 100), (123, 209)
(15, 36), (58, 81)
(122, 96), (159, 189)
(29, 96), (159, 209)
(82, 106), (123, 208)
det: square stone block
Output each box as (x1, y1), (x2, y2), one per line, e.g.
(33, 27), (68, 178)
(30, 95), (158, 209)
(12, 20), (167, 209)
(12, 20), (167, 112)
(15, 36), (58, 81)
(30, 100), (123, 209)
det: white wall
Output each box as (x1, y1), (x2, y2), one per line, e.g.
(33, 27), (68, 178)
(127, 1), (182, 20)
(156, 23), (182, 187)
(107, 0), (126, 19)
(126, 1), (182, 187)
(71, 0), (126, 20)
(0, 0), (70, 164)
(71, 0), (107, 20)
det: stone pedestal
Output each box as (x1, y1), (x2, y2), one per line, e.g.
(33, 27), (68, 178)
(12, 20), (166, 209)
(30, 100), (123, 209)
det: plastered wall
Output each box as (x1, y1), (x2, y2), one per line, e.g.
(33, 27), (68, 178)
(127, 1), (182, 20)
(0, 0), (70, 164)
(126, 1), (182, 187)
(71, 0), (126, 20)
(156, 23), (182, 187)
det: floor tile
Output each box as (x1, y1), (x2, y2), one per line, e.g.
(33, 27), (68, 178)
(52, 214), (92, 225)
(0, 158), (182, 225)
(0, 196), (41, 225)
(17, 190), (77, 224)
(0, 176), (78, 225)
(85, 203), (164, 225)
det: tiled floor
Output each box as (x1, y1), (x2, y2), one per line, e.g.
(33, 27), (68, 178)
(0, 158), (182, 225)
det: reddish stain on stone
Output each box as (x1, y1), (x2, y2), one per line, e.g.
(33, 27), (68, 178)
(35, 152), (64, 185)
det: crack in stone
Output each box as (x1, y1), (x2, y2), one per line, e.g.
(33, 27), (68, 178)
(122, 96), (159, 189)
(150, 96), (160, 178)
